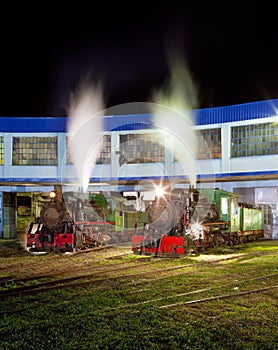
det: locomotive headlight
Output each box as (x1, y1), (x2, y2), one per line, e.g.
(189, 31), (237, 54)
(155, 186), (165, 198)
(49, 191), (56, 199)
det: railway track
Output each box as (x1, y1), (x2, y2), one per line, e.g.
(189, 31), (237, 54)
(1, 240), (277, 350)
(1, 269), (277, 320)
(0, 245), (130, 279)
(0, 246), (270, 280)
(158, 284), (278, 308)
(0, 250), (276, 300)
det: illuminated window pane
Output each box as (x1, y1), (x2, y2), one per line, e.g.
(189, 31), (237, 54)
(0, 137), (3, 165)
(66, 137), (72, 164)
(120, 133), (164, 164)
(12, 137), (58, 165)
(231, 122), (278, 157)
(66, 135), (111, 164)
(221, 197), (228, 215)
(174, 128), (221, 161)
(97, 135), (111, 164)
(197, 128), (221, 159)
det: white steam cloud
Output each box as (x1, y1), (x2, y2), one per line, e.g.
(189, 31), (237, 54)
(151, 51), (198, 186)
(66, 79), (105, 192)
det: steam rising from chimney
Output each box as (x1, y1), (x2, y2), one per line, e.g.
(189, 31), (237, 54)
(151, 50), (198, 186)
(66, 79), (105, 192)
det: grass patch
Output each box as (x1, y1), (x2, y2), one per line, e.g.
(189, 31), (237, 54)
(0, 239), (277, 349)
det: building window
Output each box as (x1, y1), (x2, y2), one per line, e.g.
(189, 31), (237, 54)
(120, 133), (164, 163)
(231, 122), (278, 157)
(197, 128), (221, 159)
(66, 137), (72, 164)
(12, 137), (58, 165)
(66, 135), (111, 164)
(0, 137), (3, 165)
(97, 135), (111, 164)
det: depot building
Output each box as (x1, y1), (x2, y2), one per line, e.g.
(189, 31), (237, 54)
(0, 99), (278, 239)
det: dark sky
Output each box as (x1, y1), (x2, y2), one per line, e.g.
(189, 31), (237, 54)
(1, 3), (278, 117)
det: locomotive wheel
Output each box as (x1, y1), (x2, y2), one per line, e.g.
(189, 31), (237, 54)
(213, 232), (225, 246)
(208, 238), (216, 249)
(231, 235), (240, 245)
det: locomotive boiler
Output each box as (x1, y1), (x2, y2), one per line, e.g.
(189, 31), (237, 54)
(131, 186), (265, 257)
(26, 190), (112, 254)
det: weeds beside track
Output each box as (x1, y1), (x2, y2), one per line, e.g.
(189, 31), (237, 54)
(0, 239), (277, 350)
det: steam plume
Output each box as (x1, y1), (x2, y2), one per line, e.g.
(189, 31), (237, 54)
(66, 79), (105, 192)
(151, 51), (198, 186)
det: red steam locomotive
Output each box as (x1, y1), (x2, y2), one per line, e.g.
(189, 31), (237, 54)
(131, 186), (265, 257)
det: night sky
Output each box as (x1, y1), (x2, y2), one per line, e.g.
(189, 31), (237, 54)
(1, 3), (278, 117)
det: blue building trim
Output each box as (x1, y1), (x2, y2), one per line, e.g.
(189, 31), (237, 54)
(197, 170), (278, 179)
(1, 99), (278, 133)
(115, 170), (278, 182)
(1, 170), (278, 184)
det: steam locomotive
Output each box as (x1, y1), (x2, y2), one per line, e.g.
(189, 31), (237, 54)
(131, 186), (265, 257)
(26, 185), (266, 256)
(26, 188), (146, 254)
(26, 190), (114, 254)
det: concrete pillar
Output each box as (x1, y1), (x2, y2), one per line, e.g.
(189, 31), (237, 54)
(3, 192), (16, 238)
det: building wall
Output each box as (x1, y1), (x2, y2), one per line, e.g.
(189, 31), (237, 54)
(0, 99), (278, 238)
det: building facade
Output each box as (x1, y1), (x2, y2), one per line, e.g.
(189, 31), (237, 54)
(0, 99), (278, 238)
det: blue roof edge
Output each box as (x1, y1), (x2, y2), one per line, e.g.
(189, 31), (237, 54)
(0, 99), (278, 132)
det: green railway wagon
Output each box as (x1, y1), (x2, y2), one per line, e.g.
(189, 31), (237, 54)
(197, 188), (241, 232)
(123, 211), (147, 229)
(239, 205), (264, 238)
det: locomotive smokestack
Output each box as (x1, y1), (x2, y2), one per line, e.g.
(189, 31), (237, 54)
(54, 185), (63, 203)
